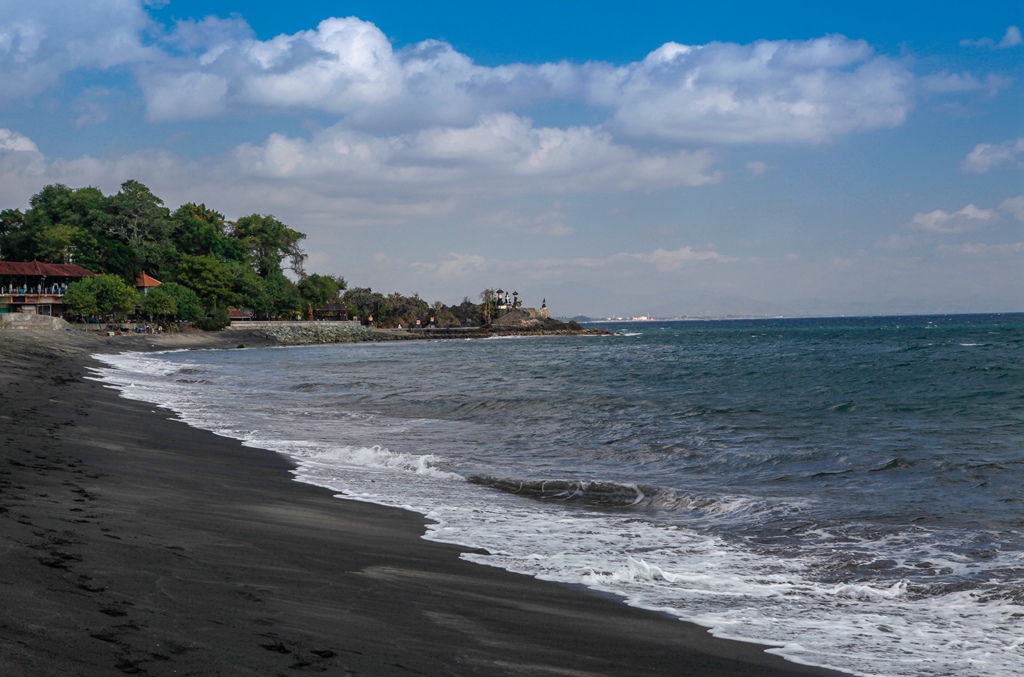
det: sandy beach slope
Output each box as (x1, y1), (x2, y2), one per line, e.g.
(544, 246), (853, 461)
(0, 328), (850, 676)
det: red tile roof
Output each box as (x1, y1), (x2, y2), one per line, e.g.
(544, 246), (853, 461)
(135, 271), (162, 287)
(0, 260), (97, 278)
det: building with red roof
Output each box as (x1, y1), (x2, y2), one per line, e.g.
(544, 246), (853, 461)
(135, 271), (162, 295)
(0, 260), (97, 317)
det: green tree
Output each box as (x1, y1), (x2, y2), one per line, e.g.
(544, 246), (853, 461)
(342, 287), (385, 323)
(63, 280), (99, 317)
(0, 208), (29, 260)
(174, 255), (238, 311)
(155, 282), (204, 322)
(226, 260), (265, 309)
(169, 204), (246, 263)
(479, 289), (496, 325)
(104, 180), (172, 279)
(64, 274), (139, 322)
(139, 285), (177, 321)
(431, 301), (459, 328)
(19, 184), (108, 270)
(297, 273), (345, 311)
(447, 296), (480, 327)
(260, 270), (304, 318)
(34, 223), (80, 263)
(106, 180), (169, 247)
(231, 214), (307, 278)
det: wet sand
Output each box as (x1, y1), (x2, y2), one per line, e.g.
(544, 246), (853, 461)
(0, 328), (850, 676)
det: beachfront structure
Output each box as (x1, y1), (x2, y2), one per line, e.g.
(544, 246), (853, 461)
(0, 260), (97, 317)
(495, 289), (521, 312)
(135, 271), (162, 295)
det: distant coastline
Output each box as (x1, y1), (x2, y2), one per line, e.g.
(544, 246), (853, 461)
(572, 311), (1024, 324)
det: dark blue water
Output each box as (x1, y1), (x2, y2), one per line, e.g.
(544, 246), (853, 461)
(95, 313), (1024, 677)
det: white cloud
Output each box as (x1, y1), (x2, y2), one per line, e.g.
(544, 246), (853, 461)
(746, 161), (768, 175)
(0, 0), (154, 100)
(0, 128), (40, 154)
(586, 36), (913, 143)
(960, 26), (1023, 49)
(71, 87), (128, 128)
(962, 138), (1024, 173)
(231, 113), (722, 194)
(477, 206), (577, 236)
(412, 253), (488, 279)
(411, 245), (737, 288)
(920, 72), (1010, 96)
(164, 15), (254, 54)
(1003, 26), (1024, 47)
(138, 16), (578, 127)
(998, 195), (1024, 221)
(910, 204), (999, 234)
(938, 242), (1024, 255)
(541, 246), (738, 272)
(0, 128), (48, 204)
(644, 247), (739, 271)
(130, 17), (918, 144)
(0, 4), (1006, 151)
(0, 118), (719, 236)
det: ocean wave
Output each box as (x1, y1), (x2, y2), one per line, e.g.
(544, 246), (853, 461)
(467, 476), (765, 517)
(294, 443), (464, 480)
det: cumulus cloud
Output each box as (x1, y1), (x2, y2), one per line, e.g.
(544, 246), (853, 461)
(999, 195), (1024, 221)
(960, 26), (1023, 49)
(910, 204), (999, 234)
(0, 0), (154, 100)
(231, 113), (722, 194)
(128, 16), (919, 144)
(962, 138), (1024, 173)
(586, 36), (913, 143)
(0, 3), (1010, 150)
(0, 118), (719, 234)
(0, 128), (40, 154)
(138, 16), (578, 128)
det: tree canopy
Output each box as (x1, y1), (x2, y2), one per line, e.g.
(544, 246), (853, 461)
(3, 180), (504, 329)
(64, 274), (139, 322)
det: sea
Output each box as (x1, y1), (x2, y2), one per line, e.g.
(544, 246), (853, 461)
(90, 313), (1024, 677)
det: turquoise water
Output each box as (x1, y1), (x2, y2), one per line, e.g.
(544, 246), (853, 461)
(94, 313), (1024, 677)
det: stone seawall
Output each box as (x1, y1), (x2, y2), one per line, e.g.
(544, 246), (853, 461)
(0, 314), (71, 330)
(238, 321), (378, 344)
(227, 320), (364, 330)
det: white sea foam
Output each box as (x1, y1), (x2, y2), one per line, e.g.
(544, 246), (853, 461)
(89, 349), (1024, 677)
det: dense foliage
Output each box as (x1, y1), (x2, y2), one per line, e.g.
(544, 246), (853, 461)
(63, 274), (138, 323)
(0, 180), (501, 328)
(0, 181), (331, 323)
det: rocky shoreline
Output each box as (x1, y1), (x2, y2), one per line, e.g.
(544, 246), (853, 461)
(221, 317), (610, 346)
(248, 322), (609, 345)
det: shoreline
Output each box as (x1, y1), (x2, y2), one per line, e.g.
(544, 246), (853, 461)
(1, 328), (849, 676)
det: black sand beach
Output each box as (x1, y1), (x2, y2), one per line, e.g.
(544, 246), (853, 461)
(0, 328), (850, 676)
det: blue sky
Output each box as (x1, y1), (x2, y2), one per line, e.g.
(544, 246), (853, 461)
(0, 1), (1021, 317)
